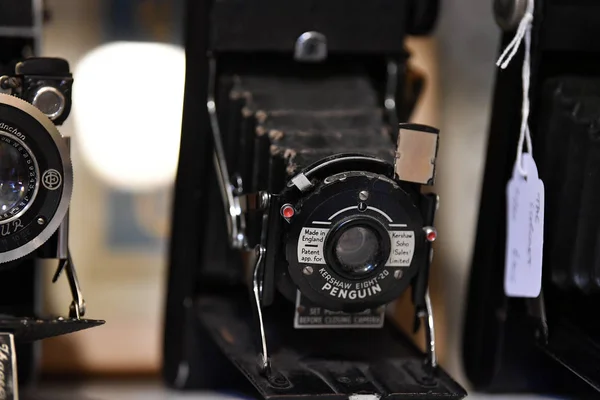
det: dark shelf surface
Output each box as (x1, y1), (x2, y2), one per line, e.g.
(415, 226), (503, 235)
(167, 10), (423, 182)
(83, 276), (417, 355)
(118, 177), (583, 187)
(0, 316), (104, 342)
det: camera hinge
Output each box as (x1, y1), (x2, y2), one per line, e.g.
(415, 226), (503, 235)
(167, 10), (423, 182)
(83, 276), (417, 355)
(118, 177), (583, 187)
(207, 56), (247, 249)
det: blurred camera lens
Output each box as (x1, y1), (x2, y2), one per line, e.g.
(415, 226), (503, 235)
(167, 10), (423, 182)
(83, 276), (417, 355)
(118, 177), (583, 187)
(0, 134), (37, 222)
(334, 225), (381, 277)
(0, 93), (72, 264)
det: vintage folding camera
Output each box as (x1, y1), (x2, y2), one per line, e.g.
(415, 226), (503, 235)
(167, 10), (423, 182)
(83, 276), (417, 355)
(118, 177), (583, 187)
(0, 57), (86, 319)
(0, 57), (101, 398)
(165, 1), (465, 398)
(465, 0), (600, 397)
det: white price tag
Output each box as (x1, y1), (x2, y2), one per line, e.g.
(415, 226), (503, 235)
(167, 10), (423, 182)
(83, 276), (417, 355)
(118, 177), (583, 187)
(505, 153), (545, 298)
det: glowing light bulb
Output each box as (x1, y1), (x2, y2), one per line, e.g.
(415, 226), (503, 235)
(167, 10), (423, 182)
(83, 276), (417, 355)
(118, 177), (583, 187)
(73, 41), (185, 191)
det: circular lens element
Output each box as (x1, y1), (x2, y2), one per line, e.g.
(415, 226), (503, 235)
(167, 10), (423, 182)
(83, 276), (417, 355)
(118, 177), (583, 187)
(334, 226), (380, 276)
(0, 133), (38, 223)
(0, 143), (27, 212)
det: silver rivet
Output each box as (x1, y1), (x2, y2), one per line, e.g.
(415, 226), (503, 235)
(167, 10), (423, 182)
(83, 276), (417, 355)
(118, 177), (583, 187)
(359, 191), (369, 201)
(37, 217), (45, 225)
(294, 31), (328, 62)
(303, 266), (313, 276)
(394, 270), (403, 280)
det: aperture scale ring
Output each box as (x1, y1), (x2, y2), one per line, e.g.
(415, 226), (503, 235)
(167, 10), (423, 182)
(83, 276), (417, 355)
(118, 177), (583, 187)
(0, 132), (40, 224)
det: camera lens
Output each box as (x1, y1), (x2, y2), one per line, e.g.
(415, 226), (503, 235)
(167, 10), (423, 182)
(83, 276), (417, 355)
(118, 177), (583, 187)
(0, 139), (30, 218)
(334, 225), (380, 277)
(0, 93), (72, 264)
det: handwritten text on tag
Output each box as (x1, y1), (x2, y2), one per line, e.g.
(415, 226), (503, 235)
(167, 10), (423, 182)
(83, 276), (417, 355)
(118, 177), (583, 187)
(505, 153), (545, 298)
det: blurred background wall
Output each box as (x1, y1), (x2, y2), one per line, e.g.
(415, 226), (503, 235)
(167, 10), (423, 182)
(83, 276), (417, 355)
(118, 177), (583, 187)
(36, 0), (500, 388)
(40, 0), (184, 375)
(434, 0), (499, 385)
(395, 2), (499, 384)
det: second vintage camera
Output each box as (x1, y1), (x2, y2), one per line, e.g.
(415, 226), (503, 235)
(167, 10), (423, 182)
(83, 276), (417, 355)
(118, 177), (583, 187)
(165, 1), (465, 398)
(0, 52), (102, 395)
(0, 58), (86, 320)
(0, 58), (73, 266)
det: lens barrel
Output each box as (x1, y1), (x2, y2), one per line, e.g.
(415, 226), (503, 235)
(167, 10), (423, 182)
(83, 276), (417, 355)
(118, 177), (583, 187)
(0, 94), (72, 264)
(326, 216), (391, 280)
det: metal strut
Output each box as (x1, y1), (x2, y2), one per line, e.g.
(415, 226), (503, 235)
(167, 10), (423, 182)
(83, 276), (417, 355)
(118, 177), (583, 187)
(52, 250), (86, 319)
(423, 289), (437, 369)
(206, 55), (275, 374)
(252, 245), (271, 374)
(207, 56), (246, 249)
(51, 206), (86, 320)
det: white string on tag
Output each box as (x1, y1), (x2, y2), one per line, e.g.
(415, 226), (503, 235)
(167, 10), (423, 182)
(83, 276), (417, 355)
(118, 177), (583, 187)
(496, 0), (534, 177)
(500, 0), (546, 298)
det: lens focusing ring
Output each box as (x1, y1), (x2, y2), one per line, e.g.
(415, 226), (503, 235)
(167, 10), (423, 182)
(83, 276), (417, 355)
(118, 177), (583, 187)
(0, 93), (72, 264)
(325, 216), (391, 281)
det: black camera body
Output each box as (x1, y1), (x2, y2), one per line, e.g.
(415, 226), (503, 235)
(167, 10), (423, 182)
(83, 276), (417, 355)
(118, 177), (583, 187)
(165, 1), (465, 398)
(465, 0), (600, 397)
